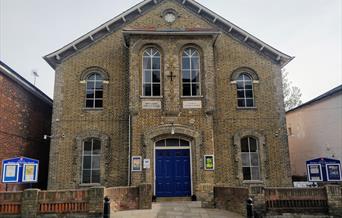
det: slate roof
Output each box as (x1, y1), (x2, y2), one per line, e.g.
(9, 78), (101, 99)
(0, 60), (53, 105)
(286, 85), (342, 113)
(44, 0), (293, 69)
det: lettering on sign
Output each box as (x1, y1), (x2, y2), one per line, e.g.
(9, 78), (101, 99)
(183, 100), (202, 109)
(142, 101), (162, 109)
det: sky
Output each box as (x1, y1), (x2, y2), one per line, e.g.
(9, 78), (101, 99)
(0, 0), (341, 102)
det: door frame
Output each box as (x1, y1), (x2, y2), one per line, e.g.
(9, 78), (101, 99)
(153, 141), (193, 197)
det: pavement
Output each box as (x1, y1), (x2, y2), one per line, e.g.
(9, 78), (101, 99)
(111, 201), (244, 218)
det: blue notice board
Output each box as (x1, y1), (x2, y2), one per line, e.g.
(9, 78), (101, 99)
(306, 158), (341, 182)
(1, 157), (39, 184)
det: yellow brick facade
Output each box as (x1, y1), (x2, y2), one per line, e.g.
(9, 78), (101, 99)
(47, 0), (292, 197)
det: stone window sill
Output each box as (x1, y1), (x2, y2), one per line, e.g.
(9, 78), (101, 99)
(140, 96), (163, 99)
(242, 180), (264, 184)
(82, 108), (104, 111)
(237, 107), (257, 110)
(181, 96), (203, 99)
(79, 183), (101, 187)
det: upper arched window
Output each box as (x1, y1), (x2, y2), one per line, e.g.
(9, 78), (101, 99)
(182, 47), (200, 96)
(241, 136), (260, 180)
(142, 48), (161, 96)
(86, 73), (103, 108)
(236, 73), (254, 107)
(82, 138), (101, 184)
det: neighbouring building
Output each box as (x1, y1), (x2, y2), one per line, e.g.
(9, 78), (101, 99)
(287, 85), (342, 180)
(0, 61), (53, 191)
(44, 0), (293, 200)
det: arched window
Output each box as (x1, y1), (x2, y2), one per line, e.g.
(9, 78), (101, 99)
(142, 48), (161, 96)
(82, 138), (101, 184)
(241, 137), (260, 180)
(86, 73), (103, 108)
(236, 73), (254, 107)
(182, 47), (200, 96)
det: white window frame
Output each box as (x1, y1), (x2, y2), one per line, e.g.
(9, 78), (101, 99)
(85, 73), (104, 109)
(142, 48), (161, 97)
(241, 137), (260, 181)
(81, 138), (101, 184)
(236, 73), (255, 108)
(181, 47), (201, 97)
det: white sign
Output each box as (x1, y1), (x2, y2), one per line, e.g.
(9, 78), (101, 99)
(142, 101), (161, 109)
(143, 159), (150, 169)
(183, 100), (202, 109)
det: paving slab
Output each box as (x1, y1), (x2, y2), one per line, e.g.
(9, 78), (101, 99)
(111, 201), (244, 218)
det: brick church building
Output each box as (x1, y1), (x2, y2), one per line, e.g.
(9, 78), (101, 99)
(44, 0), (293, 199)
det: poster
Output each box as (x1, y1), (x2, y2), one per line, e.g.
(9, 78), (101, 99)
(307, 164), (322, 181)
(326, 164), (341, 181)
(5, 165), (17, 177)
(204, 155), (214, 170)
(23, 164), (37, 182)
(132, 156), (142, 171)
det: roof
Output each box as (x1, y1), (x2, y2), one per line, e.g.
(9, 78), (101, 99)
(44, 0), (293, 69)
(287, 84), (342, 113)
(0, 60), (53, 105)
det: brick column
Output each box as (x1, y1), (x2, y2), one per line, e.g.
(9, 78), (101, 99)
(21, 189), (40, 218)
(139, 183), (152, 209)
(88, 186), (105, 215)
(197, 183), (215, 208)
(325, 185), (342, 217)
(249, 185), (266, 216)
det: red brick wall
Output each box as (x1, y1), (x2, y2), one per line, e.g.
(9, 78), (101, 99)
(0, 72), (52, 191)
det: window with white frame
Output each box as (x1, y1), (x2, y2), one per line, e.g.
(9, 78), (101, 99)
(236, 73), (254, 107)
(142, 48), (161, 96)
(85, 73), (103, 108)
(241, 137), (260, 180)
(82, 138), (101, 184)
(182, 47), (201, 96)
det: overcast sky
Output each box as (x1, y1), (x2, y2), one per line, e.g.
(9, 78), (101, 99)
(1, 0), (341, 102)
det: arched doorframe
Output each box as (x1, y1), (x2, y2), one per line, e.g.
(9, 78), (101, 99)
(143, 124), (202, 196)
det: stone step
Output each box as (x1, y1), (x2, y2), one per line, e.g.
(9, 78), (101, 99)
(156, 197), (192, 202)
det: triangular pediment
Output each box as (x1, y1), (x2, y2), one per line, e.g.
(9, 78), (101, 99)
(44, 0), (293, 69)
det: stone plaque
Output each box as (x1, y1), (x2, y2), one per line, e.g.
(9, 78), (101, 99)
(183, 100), (202, 109)
(142, 101), (161, 109)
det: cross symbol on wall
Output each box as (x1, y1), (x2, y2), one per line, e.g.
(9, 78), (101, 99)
(167, 71), (176, 81)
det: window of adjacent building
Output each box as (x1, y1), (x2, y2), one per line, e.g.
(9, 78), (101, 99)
(85, 73), (103, 108)
(142, 48), (161, 96)
(82, 138), (101, 184)
(236, 73), (254, 107)
(241, 137), (260, 180)
(182, 47), (201, 96)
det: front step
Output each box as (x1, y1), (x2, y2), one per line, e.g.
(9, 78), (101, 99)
(156, 197), (192, 202)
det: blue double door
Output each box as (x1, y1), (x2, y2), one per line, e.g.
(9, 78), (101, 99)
(155, 149), (191, 197)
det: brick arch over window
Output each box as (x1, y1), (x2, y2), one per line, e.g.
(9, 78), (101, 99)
(142, 124), (202, 187)
(74, 130), (110, 187)
(80, 66), (109, 81)
(233, 129), (268, 185)
(230, 67), (259, 81)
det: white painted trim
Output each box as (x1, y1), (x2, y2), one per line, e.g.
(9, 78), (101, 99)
(307, 164), (323, 182)
(153, 140), (193, 196)
(325, 163), (342, 182)
(44, 0), (292, 68)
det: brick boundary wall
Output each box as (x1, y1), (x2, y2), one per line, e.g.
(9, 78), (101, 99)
(0, 184), (152, 218)
(214, 185), (342, 217)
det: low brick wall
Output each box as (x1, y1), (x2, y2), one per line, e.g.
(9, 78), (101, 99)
(104, 183), (152, 212)
(213, 185), (342, 217)
(105, 186), (139, 211)
(214, 186), (249, 215)
(0, 184), (152, 217)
